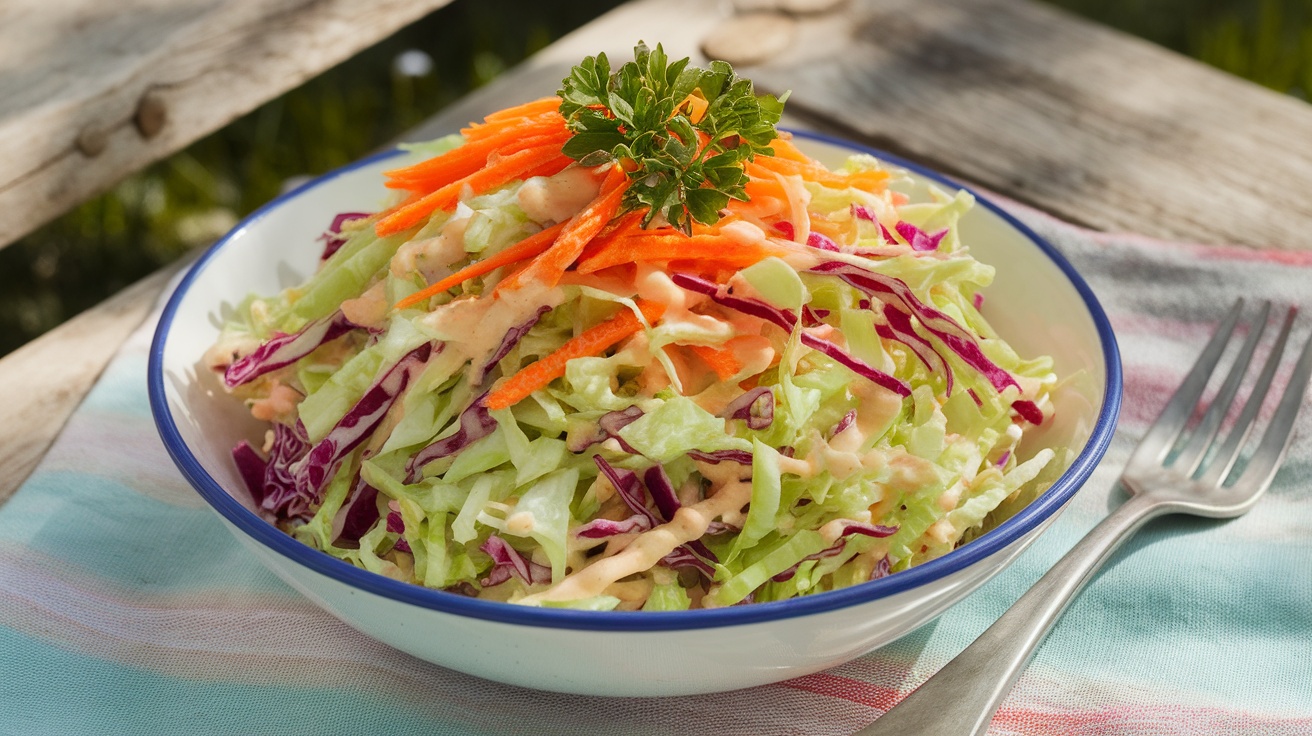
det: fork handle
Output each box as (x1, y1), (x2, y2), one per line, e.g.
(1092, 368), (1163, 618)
(855, 492), (1169, 736)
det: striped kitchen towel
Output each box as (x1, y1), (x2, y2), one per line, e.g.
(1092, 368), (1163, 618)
(1, 202), (1309, 735)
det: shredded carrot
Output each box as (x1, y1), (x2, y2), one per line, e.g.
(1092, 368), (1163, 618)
(766, 136), (811, 163)
(384, 115), (566, 190)
(576, 209), (646, 264)
(496, 165), (630, 291)
(480, 97), (562, 125)
(576, 231), (787, 274)
(676, 93), (709, 124)
(484, 299), (665, 410)
(392, 222), (568, 311)
(752, 156), (890, 193)
(376, 142), (571, 237)
(688, 344), (743, 381)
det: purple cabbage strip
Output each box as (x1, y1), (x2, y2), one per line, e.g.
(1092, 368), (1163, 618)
(801, 305), (830, 326)
(800, 332), (911, 397)
(223, 311), (356, 388)
(831, 409), (857, 438)
(592, 456), (658, 527)
(973, 292), (985, 310)
(870, 556), (892, 580)
(771, 522), (898, 583)
(670, 273), (796, 332)
(688, 449), (755, 465)
(772, 540), (847, 583)
(574, 515), (654, 539)
(967, 388), (983, 407)
(660, 546), (717, 575)
(718, 386), (775, 430)
(480, 535), (552, 587)
(473, 305), (551, 386)
(850, 205), (900, 245)
(297, 342), (433, 495)
(1012, 399), (1044, 425)
(320, 212), (371, 261)
(642, 465), (683, 522)
(258, 421), (313, 520)
(566, 406), (644, 454)
(894, 220), (948, 252)
(773, 221), (796, 240)
(807, 232), (840, 252)
(996, 450), (1012, 468)
(232, 441), (268, 506)
(810, 260), (1020, 393)
(643, 465), (720, 568)
(673, 271), (910, 397)
(405, 391), (497, 482)
(876, 302), (953, 395)
(386, 510), (412, 553)
(332, 476), (380, 547)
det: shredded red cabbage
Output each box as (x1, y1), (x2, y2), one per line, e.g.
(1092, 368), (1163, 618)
(232, 441), (268, 506)
(574, 515), (653, 539)
(332, 477), (380, 547)
(251, 421), (313, 520)
(801, 305), (830, 326)
(405, 391), (497, 482)
(810, 260), (1020, 393)
(773, 222), (795, 240)
(870, 556), (891, 580)
(771, 522), (898, 582)
(831, 409), (857, 437)
(1012, 399), (1044, 425)
(876, 302), (953, 394)
(807, 232), (840, 252)
(320, 212), (371, 261)
(688, 449), (755, 465)
(800, 332), (911, 397)
(718, 386), (775, 429)
(593, 456), (658, 527)
(894, 221), (947, 252)
(480, 535), (551, 587)
(473, 305), (551, 386)
(298, 342), (434, 495)
(223, 311), (356, 388)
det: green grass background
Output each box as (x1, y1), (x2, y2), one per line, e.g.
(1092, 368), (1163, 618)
(1, 0), (1307, 357)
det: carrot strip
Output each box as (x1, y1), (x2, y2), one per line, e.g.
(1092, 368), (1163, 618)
(484, 299), (665, 410)
(392, 222), (568, 311)
(688, 344), (743, 381)
(766, 137), (811, 163)
(496, 165), (629, 291)
(384, 123), (568, 191)
(753, 155), (890, 193)
(576, 232), (786, 274)
(481, 97), (562, 125)
(376, 143), (570, 237)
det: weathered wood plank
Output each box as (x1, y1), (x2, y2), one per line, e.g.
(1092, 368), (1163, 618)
(0, 263), (181, 504)
(0, 0), (453, 252)
(727, 0), (1312, 250)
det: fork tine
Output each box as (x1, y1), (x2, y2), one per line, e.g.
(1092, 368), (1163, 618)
(1197, 307), (1295, 487)
(1226, 317), (1312, 496)
(1173, 301), (1271, 475)
(1128, 299), (1244, 470)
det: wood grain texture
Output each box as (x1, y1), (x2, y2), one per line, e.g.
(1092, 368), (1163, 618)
(0, 0), (453, 251)
(728, 0), (1312, 249)
(0, 264), (181, 504)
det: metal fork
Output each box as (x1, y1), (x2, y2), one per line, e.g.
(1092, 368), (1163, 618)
(858, 299), (1312, 736)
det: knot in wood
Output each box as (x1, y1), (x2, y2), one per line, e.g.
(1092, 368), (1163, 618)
(135, 90), (168, 139)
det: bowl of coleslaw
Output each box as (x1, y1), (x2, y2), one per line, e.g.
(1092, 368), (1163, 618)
(149, 94), (1119, 694)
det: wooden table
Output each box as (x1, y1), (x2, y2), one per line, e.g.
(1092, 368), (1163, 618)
(3, 0), (1312, 504)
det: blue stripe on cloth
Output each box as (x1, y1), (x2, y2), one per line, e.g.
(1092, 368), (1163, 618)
(0, 469), (288, 595)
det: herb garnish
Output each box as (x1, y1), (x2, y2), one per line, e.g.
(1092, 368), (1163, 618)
(557, 42), (787, 234)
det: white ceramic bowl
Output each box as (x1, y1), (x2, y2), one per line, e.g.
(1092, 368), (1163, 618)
(149, 130), (1121, 697)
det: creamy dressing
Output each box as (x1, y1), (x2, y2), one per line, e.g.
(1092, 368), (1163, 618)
(519, 477), (754, 604)
(340, 281), (388, 329)
(517, 165), (604, 225)
(248, 380), (301, 423)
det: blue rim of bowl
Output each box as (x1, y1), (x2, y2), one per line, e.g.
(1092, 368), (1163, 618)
(148, 128), (1122, 631)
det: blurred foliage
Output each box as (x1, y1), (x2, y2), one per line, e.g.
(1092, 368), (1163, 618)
(0, 0), (624, 356)
(2, 0), (1311, 357)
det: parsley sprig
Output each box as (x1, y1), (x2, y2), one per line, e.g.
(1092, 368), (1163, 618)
(557, 42), (786, 234)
